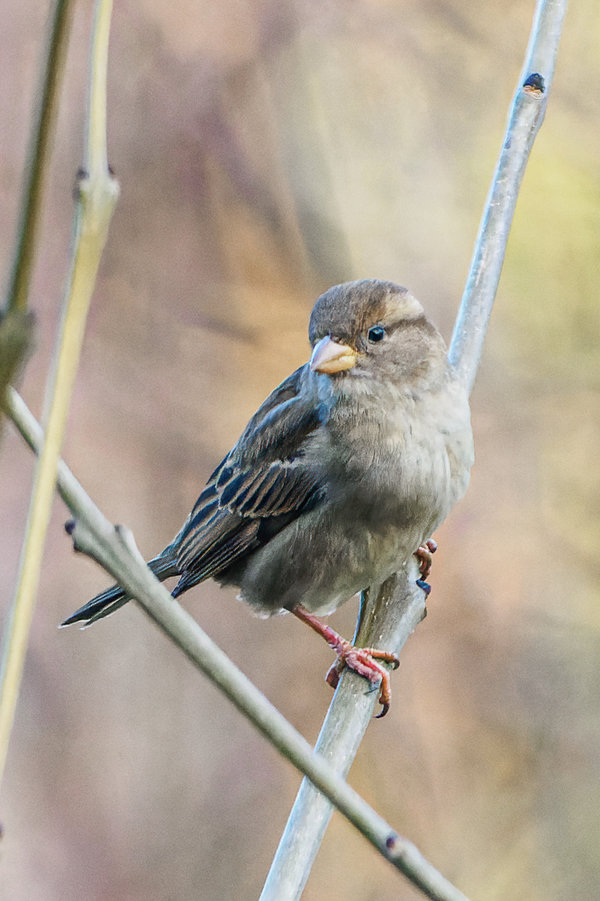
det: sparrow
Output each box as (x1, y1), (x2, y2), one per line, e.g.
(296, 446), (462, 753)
(62, 279), (474, 715)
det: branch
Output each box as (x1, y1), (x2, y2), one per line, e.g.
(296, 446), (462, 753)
(6, 387), (469, 901)
(0, 0), (118, 788)
(0, 310), (34, 431)
(4, 0), (73, 316)
(261, 0), (568, 897)
(0, 0), (74, 430)
(449, 0), (567, 392)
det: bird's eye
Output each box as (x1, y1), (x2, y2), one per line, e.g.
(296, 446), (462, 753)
(367, 325), (385, 343)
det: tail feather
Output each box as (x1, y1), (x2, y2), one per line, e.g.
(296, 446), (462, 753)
(60, 546), (179, 628)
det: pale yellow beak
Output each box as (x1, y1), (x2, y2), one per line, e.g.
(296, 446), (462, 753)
(310, 336), (358, 374)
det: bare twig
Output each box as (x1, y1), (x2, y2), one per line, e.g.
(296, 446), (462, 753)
(261, 1), (568, 897)
(5, 0), (73, 316)
(0, 0), (74, 429)
(449, 0), (567, 391)
(6, 387), (469, 901)
(0, 0), (118, 787)
(0, 310), (34, 428)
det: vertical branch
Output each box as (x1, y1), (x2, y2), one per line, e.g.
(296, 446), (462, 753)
(5, 0), (74, 316)
(0, 0), (74, 427)
(0, 0), (118, 787)
(260, 1), (568, 898)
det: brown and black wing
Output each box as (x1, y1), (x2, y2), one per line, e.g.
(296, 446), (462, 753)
(171, 365), (328, 594)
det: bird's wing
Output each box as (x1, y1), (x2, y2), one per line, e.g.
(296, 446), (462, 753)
(173, 365), (327, 590)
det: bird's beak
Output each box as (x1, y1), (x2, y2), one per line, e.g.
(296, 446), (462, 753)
(310, 336), (358, 374)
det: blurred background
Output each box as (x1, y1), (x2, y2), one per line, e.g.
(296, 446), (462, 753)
(1, 1), (599, 899)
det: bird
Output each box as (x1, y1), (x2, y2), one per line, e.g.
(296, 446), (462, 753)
(62, 279), (474, 715)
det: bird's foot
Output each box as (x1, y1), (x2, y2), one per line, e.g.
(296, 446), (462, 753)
(414, 538), (437, 595)
(325, 643), (399, 717)
(291, 604), (399, 717)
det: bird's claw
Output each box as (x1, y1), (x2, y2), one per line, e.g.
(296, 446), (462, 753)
(325, 641), (399, 717)
(414, 538), (437, 581)
(290, 605), (398, 717)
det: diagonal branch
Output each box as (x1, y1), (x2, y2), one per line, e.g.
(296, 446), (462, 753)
(449, 0), (567, 391)
(260, 0), (568, 897)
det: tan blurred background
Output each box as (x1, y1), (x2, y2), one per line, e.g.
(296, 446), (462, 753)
(1, 1), (599, 899)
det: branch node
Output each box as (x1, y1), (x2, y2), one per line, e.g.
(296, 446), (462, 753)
(522, 72), (545, 94)
(64, 517), (94, 555)
(114, 523), (145, 564)
(385, 832), (399, 851)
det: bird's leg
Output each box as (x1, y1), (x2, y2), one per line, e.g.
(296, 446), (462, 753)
(414, 538), (437, 594)
(290, 604), (399, 717)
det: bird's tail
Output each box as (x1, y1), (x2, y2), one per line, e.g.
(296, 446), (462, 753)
(60, 546), (179, 628)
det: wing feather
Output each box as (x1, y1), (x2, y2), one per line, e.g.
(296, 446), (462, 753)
(172, 365), (327, 588)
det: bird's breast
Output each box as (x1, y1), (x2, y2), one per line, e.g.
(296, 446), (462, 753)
(323, 385), (472, 538)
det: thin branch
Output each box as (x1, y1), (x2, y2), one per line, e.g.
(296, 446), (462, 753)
(0, 0), (118, 787)
(0, 0), (73, 430)
(0, 310), (34, 431)
(261, 0), (568, 897)
(449, 0), (568, 392)
(4, 0), (74, 316)
(6, 387), (469, 901)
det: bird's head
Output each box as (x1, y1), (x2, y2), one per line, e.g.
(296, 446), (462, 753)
(308, 279), (447, 387)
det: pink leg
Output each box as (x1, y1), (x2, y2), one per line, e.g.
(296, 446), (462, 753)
(291, 604), (399, 718)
